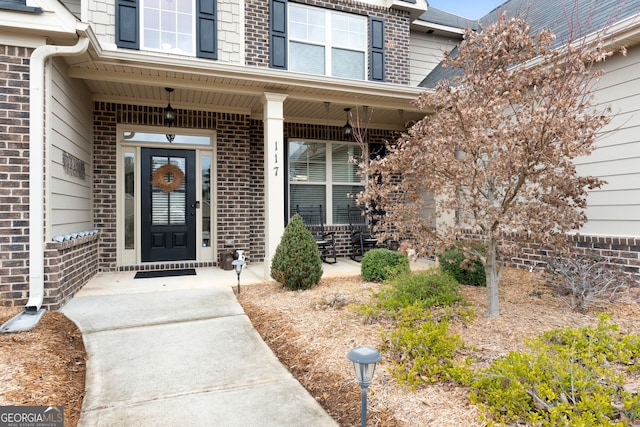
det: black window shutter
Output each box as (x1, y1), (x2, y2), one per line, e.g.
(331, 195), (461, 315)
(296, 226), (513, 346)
(369, 17), (385, 82)
(270, 0), (287, 69)
(116, 0), (139, 49)
(197, 0), (217, 59)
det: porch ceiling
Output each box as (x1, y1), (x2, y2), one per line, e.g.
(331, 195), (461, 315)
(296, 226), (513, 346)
(65, 48), (431, 131)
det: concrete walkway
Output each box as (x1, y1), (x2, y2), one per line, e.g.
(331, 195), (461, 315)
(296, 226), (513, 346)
(62, 258), (433, 426)
(61, 261), (348, 427)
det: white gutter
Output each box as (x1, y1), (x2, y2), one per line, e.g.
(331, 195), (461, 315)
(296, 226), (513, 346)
(25, 34), (89, 312)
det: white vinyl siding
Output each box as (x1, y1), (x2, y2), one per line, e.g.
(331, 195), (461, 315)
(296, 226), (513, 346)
(576, 43), (640, 237)
(409, 32), (459, 86)
(49, 57), (94, 238)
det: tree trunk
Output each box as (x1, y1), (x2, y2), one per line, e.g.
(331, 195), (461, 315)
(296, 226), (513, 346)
(485, 239), (500, 317)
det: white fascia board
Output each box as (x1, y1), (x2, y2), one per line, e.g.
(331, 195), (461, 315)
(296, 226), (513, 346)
(89, 47), (426, 100)
(412, 19), (466, 36)
(1, 0), (79, 44)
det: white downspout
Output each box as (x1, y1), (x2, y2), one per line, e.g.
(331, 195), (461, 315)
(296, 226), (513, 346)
(25, 35), (90, 312)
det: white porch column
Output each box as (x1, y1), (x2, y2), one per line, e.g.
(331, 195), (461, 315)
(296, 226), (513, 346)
(262, 92), (288, 279)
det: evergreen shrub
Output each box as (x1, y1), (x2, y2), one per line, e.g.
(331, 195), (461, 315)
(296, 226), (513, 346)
(438, 244), (486, 286)
(270, 214), (322, 290)
(361, 248), (410, 282)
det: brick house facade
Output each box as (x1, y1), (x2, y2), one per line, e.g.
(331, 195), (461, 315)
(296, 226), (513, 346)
(0, 0), (638, 311)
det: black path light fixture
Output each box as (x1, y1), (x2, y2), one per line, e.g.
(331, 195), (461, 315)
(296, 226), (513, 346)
(347, 346), (381, 427)
(164, 87), (176, 143)
(343, 107), (353, 137)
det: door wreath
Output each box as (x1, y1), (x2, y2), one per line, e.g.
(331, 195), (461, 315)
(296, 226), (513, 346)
(151, 164), (184, 193)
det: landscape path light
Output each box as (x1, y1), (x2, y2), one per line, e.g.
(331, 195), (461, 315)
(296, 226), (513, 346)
(347, 346), (381, 427)
(232, 256), (245, 294)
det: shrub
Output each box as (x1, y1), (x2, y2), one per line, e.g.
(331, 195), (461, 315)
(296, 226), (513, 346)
(270, 214), (322, 290)
(438, 244), (486, 286)
(382, 306), (471, 388)
(470, 315), (640, 426)
(361, 248), (410, 282)
(545, 253), (637, 312)
(376, 268), (463, 312)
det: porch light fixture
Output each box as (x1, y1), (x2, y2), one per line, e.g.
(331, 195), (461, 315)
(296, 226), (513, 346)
(343, 107), (352, 137)
(164, 87), (176, 143)
(347, 346), (381, 427)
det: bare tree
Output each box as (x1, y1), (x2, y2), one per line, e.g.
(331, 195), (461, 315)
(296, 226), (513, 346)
(359, 12), (621, 317)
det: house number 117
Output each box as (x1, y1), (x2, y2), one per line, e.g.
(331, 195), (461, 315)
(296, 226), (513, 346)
(274, 140), (279, 176)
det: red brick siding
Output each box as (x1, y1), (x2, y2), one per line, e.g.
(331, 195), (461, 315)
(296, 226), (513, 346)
(511, 235), (640, 279)
(0, 45), (32, 307)
(245, 0), (411, 85)
(93, 103), (262, 268)
(44, 235), (99, 310)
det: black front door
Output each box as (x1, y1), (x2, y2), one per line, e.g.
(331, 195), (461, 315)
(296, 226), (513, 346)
(141, 148), (196, 262)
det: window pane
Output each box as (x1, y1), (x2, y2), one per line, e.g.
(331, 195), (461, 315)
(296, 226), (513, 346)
(124, 152), (135, 250)
(332, 143), (362, 183)
(332, 48), (365, 80)
(332, 13), (366, 50)
(290, 42), (325, 75)
(290, 185), (326, 219)
(162, 10), (176, 32)
(142, 0), (193, 55)
(289, 4), (325, 43)
(202, 155), (211, 247)
(146, 8), (160, 30)
(333, 185), (363, 224)
(151, 157), (186, 225)
(289, 141), (326, 182)
(144, 29), (161, 49)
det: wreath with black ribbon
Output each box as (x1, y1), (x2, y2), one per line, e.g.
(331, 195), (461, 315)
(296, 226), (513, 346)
(151, 164), (184, 193)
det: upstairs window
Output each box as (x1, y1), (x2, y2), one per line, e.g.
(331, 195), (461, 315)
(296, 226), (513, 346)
(288, 4), (366, 79)
(142, 0), (195, 55)
(270, 0), (385, 82)
(116, 0), (217, 60)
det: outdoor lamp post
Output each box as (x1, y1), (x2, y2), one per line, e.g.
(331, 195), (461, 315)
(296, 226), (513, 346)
(348, 346), (381, 427)
(232, 258), (245, 294)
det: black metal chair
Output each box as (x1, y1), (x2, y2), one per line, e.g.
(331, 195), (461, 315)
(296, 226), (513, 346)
(296, 205), (337, 264)
(347, 205), (381, 262)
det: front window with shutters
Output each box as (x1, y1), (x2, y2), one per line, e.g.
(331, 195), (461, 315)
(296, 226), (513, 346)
(141, 0), (195, 55)
(288, 140), (364, 224)
(288, 3), (366, 79)
(115, 0), (217, 59)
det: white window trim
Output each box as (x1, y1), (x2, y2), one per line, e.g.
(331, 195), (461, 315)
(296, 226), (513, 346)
(288, 139), (366, 225)
(287, 3), (367, 79)
(140, 0), (197, 56)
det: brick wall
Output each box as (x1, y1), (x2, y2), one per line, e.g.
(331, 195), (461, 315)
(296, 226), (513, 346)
(249, 119), (266, 261)
(44, 234), (99, 310)
(0, 45), (32, 307)
(245, 0), (411, 84)
(93, 103), (260, 269)
(511, 234), (640, 279)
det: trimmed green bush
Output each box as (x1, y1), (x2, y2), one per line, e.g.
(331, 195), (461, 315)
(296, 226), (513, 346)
(438, 244), (486, 286)
(470, 315), (640, 426)
(376, 268), (463, 312)
(383, 306), (470, 387)
(361, 248), (410, 282)
(270, 214), (322, 290)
